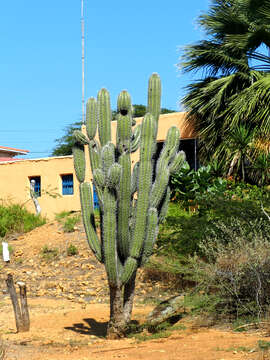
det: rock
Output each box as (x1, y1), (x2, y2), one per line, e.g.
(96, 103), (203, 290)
(146, 295), (185, 327)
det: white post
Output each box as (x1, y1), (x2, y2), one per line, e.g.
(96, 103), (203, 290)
(30, 180), (41, 215)
(2, 241), (10, 263)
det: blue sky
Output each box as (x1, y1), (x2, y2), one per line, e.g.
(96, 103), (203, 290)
(0, 1), (210, 158)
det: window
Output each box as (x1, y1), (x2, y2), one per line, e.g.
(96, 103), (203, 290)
(93, 184), (99, 209)
(29, 176), (41, 197)
(61, 174), (74, 195)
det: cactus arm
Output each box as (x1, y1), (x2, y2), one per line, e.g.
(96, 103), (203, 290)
(117, 154), (131, 258)
(73, 130), (89, 145)
(131, 124), (141, 153)
(155, 127), (180, 173)
(93, 168), (106, 188)
(115, 110), (133, 258)
(73, 143), (86, 183)
(131, 161), (139, 196)
(169, 151), (186, 174)
(150, 167), (170, 208)
(147, 73), (161, 125)
(80, 183), (102, 261)
(103, 186), (119, 285)
(116, 114), (132, 154)
(117, 90), (132, 115)
(108, 163), (122, 188)
(130, 113), (156, 259)
(97, 88), (112, 146)
(121, 257), (137, 285)
(158, 187), (171, 224)
(140, 208), (158, 266)
(88, 140), (101, 173)
(86, 97), (97, 140)
(102, 143), (115, 178)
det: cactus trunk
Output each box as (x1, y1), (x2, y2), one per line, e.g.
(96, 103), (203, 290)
(73, 73), (186, 338)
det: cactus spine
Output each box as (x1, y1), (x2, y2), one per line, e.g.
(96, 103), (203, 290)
(73, 73), (185, 338)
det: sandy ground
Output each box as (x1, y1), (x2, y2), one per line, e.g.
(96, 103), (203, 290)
(1, 220), (270, 359)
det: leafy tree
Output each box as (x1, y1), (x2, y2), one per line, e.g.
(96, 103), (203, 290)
(180, 0), (270, 178)
(52, 122), (82, 156)
(133, 104), (175, 118)
(53, 106), (175, 156)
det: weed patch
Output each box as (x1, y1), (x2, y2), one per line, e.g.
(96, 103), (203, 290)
(0, 203), (45, 238)
(67, 244), (78, 256)
(40, 245), (59, 261)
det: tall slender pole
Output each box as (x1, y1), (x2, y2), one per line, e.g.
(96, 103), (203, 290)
(81, 0), (85, 124)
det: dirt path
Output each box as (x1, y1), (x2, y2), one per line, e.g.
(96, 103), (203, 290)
(1, 220), (270, 359)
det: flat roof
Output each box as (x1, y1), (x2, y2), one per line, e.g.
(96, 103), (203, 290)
(0, 146), (29, 155)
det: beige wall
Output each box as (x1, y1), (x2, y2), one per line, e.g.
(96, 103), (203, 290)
(0, 156), (81, 220)
(0, 112), (196, 220)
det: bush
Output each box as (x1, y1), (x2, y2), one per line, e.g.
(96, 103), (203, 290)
(157, 198), (270, 257)
(40, 245), (59, 261)
(189, 218), (270, 319)
(67, 244), (78, 256)
(0, 203), (45, 238)
(63, 215), (80, 233)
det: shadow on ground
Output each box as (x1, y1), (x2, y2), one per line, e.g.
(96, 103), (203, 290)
(65, 318), (108, 337)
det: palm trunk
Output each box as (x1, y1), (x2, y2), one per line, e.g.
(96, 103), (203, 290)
(241, 157), (245, 182)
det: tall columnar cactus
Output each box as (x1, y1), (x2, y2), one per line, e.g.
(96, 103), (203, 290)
(73, 73), (186, 338)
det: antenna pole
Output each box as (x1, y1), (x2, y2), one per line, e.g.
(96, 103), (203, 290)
(81, 0), (85, 124)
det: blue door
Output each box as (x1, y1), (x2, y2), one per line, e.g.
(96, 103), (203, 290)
(93, 185), (99, 209)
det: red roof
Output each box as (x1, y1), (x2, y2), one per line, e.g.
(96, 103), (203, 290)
(0, 157), (25, 162)
(0, 146), (29, 155)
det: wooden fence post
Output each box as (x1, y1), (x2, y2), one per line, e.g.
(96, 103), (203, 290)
(6, 274), (30, 332)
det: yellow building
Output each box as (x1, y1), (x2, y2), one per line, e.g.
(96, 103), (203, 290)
(0, 112), (196, 220)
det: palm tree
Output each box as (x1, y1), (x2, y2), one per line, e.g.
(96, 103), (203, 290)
(223, 125), (255, 181)
(180, 0), (270, 174)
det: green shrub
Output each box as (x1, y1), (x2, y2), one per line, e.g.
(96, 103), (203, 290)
(67, 244), (78, 256)
(63, 215), (80, 233)
(40, 245), (59, 261)
(188, 218), (270, 319)
(157, 198), (270, 257)
(55, 211), (72, 221)
(0, 204), (45, 237)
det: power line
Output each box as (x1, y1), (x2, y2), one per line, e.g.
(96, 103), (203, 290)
(81, 0), (85, 124)
(0, 130), (59, 132)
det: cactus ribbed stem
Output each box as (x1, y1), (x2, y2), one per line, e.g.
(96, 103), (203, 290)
(131, 162), (139, 196)
(121, 257), (137, 284)
(131, 124), (141, 153)
(117, 90), (132, 115)
(147, 73), (161, 125)
(117, 154), (131, 258)
(158, 187), (171, 223)
(150, 167), (170, 209)
(130, 114), (156, 259)
(73, 144), (86, 183)
(170, 151), (186, 174)
(141, 208), (158, 266)
(80, 183), (102, 261)
(86, 97), (97, 140)
(98, 88), (112, 146)
(88, 140), (101, 173)
(102, 143), (115, 178)
(103, 187), (118, 285)
(116, 114), (132, 154)
(73, 73), (185, 337)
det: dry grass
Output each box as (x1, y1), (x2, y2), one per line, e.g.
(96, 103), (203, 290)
(0, 337), (6, 360)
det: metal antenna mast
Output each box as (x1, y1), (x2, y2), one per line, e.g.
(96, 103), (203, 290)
(81, 0), (85, 124)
